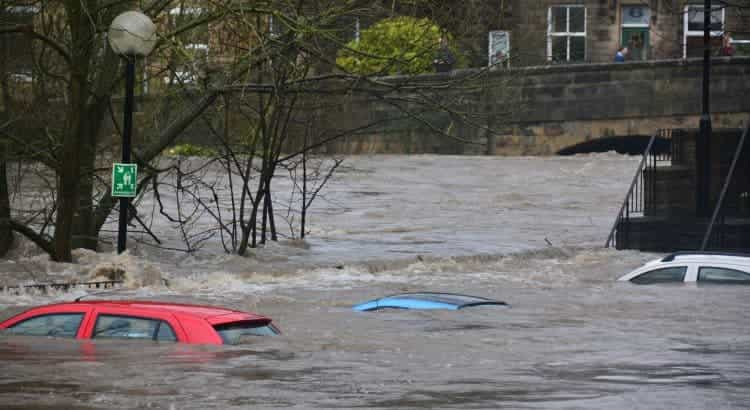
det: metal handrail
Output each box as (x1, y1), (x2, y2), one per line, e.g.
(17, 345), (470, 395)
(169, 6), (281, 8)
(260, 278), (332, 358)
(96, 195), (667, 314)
(605, 133), (658, 248)
(700, 119), (750, 250)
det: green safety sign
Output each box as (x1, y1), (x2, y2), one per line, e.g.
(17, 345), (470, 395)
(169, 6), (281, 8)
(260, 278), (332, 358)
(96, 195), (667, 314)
(111, 163), (138, 197)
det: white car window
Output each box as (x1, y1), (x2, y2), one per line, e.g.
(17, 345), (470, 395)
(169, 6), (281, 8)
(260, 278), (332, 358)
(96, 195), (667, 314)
(697, 266), (750, 283)
(631, 266), (687, 284)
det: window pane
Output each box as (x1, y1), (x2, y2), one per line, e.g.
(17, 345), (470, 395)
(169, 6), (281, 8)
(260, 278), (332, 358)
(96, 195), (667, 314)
(156, 322), (177, 342)
(734, 41), (750, 56)
(551, 36), (567, 62)
(214, 322), (279, 345)
(551, 7), (567, 33)
(570, 36), (586, 61)
(8, 314), (84, 338)
(698, 267), (750, 283)
(167, 7), (209, 86)
(687, 7), (723, 32)
(569, 7), (585, 33)
(623, 6), (650, 26)
(631, 266), (687, 284)
(710, 9), (723, 30)
(168, 47), (208, 85)
(1, 10), (34, 76)
(171, 8), (209, 44)
(688, 8), (703, 31)
(93, 315), (159, 340)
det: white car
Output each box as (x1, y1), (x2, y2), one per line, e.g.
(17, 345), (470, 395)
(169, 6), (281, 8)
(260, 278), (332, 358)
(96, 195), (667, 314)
(618, 252), (750, 284)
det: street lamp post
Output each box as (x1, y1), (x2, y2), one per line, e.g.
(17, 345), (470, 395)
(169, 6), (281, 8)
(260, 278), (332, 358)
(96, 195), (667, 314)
(697, 0), (713, 217)
(108, 11), (157, 253)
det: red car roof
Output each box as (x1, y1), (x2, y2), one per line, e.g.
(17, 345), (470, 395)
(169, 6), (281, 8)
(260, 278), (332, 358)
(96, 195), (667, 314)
(44, 300), (269, 321)
(0, 300), (278, 345)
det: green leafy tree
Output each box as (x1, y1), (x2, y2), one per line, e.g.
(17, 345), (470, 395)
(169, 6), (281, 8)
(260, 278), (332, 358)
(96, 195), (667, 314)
(337, 16), (458, 75)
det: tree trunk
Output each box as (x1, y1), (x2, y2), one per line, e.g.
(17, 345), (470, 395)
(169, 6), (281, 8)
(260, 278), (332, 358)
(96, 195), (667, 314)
(71, 104), (105, 251)
(54, 114), (82, 260)
(72, 45), (122, 251)
(54, 80), (87, 261)
(260, 193), (268, 245)
(0, 142), (11, 256)
(266, 180), (277, 241)
(300, 130), (307, 239)
(54, 2), (94, 262)
(0, 25), (13, 255)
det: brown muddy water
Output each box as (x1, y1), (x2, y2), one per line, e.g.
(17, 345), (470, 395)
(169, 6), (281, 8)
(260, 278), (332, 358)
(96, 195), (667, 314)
(1, 155), (748, 409)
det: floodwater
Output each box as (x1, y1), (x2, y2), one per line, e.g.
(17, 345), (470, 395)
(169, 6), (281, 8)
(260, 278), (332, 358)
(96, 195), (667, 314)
(1, 154), (749, 409)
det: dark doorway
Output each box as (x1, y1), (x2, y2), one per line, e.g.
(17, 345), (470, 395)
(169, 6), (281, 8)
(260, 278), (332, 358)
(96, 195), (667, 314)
(556, 135), (671, 156)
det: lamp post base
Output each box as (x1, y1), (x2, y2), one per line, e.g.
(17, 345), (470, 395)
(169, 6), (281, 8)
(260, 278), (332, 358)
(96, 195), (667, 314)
(696, 114), (712, 217)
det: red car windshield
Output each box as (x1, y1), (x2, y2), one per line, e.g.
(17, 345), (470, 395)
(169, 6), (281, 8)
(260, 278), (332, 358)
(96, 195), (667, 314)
(213, 321), (279, 344)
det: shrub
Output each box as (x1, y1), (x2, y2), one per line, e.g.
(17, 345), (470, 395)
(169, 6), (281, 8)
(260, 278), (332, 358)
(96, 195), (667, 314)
(165, 144), (217, 157)
(337, 16), (460, 75)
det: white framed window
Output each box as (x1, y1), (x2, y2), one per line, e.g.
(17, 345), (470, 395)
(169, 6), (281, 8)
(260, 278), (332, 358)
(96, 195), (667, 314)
(9, 73), (33, 83)
(3, 5), (37, 82)
(165, 7), (209, 85)
(683, 4), (725, 58)
(547, 5), (586, 63)
(164, 47), (208, 84)
(267, 14), (284, 38)
(620, 6), (650, 61)
(730, 38), (750, 57)
(622, 5), (650, 28)
(354, 17), (361, 43)
(169, 6), (208, 48)
(174, 44), (208, 83)
(5, 5), (40, 14)
(169, 7), (203, 16)
(732, 39), (750, 50)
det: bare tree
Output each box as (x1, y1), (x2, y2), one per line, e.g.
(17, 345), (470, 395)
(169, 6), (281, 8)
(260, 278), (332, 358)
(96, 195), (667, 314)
(0, 0), (519, 260)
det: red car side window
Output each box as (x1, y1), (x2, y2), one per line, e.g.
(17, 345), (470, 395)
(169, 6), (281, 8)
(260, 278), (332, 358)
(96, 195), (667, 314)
(93, 314), (176, 342)
(156, 321), (177, 342)
(6, 313), (84, 338)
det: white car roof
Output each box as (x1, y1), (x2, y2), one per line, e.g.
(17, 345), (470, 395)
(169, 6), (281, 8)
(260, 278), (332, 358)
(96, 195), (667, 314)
(618, 251), (750, 282)
(660, 252), (750, 266)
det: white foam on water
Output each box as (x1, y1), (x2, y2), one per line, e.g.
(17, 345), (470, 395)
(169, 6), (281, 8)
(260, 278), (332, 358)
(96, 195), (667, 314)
(2, 154), (652, 303)
(169, 271), (280, 295)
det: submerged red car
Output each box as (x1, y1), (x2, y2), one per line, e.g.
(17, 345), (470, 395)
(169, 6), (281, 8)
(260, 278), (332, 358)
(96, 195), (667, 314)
(0, 300), (279, 345)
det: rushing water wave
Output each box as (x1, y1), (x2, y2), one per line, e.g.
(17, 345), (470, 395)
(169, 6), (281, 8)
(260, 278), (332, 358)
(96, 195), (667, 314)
(1, 154), (749, 409)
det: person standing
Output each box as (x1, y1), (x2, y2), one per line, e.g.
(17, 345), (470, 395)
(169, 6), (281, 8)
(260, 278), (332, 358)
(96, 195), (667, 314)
(433, 33), (456, 73)
(614, 46), (628, 62)
(719, 34), (736, 57)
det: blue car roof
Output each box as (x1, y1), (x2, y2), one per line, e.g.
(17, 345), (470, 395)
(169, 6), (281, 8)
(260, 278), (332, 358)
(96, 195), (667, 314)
(353, 292), (508, 311)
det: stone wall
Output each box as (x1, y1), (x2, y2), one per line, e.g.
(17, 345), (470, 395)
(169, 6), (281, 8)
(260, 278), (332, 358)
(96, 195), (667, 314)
(319, 57), (750, 155)
(102, 57), (750, 157)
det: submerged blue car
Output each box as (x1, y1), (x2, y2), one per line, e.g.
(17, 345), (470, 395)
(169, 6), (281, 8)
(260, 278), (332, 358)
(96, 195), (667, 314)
(353, 292), (508, 311)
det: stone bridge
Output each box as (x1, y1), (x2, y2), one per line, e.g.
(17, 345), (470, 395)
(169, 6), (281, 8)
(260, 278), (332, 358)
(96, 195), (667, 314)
(321, 57), (750, 156)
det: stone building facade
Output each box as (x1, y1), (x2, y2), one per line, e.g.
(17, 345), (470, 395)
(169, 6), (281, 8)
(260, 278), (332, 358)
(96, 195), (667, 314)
(336, 1), (750, 68)
(480, 1), (750, 67)
(4, 1), (748, 80)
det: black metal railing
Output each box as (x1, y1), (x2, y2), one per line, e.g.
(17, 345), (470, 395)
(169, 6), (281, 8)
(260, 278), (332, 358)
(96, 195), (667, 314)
(1, 280), (123, 295)
(701, 120), (750, 250)
(605, 129), (672, 248)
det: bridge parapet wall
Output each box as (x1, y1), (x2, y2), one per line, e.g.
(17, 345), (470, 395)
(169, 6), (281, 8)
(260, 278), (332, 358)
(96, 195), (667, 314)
(321, 57), (750, 155)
